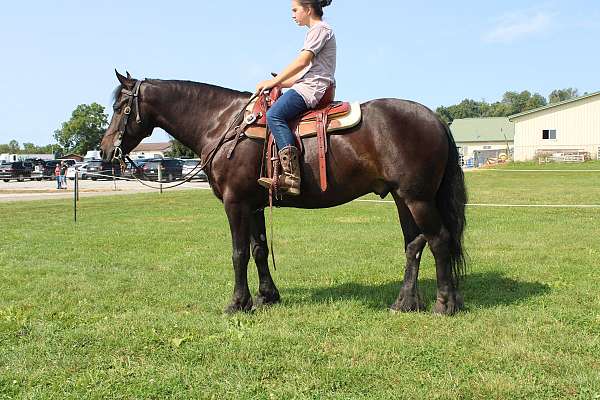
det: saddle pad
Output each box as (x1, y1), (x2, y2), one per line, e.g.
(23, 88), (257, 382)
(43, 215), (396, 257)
(245, 102), (362, 140)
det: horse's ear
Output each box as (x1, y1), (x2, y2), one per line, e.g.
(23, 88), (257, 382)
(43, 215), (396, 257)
(115, 69), (128, 86)
(126, 71), (132, 79)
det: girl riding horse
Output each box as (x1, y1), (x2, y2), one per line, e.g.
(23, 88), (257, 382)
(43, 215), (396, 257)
(256, 0), (335, 196)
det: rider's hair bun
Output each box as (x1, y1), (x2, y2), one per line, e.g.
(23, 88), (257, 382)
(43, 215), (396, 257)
(320, 0), (332, 7)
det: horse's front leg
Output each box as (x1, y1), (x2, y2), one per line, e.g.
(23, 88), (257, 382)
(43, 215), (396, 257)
(250, 209), (280, 308)
(224, 200), (253, 313)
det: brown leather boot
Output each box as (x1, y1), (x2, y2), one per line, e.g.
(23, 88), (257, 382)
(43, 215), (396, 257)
(257, 146), (301, 196)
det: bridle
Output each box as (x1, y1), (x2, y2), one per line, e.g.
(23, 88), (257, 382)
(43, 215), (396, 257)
(112, 79), (145, 163)
(109, 78), (261, 189)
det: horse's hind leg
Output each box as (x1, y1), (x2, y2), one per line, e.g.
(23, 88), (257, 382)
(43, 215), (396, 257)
(390, 194), (426, 312)
(405, 199), (463, 315)
(250, 209), (280, 308)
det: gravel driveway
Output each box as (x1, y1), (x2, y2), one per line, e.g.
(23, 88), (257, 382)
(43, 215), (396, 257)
(0, 178), (210, 202)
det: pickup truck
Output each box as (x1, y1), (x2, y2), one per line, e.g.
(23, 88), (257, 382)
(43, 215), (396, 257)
(0, 161), (33, 182)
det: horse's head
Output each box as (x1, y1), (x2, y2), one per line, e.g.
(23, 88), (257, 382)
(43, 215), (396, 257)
(100, 70), (154, 162)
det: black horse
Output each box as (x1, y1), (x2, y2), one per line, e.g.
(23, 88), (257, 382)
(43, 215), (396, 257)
(100, 71), (467, 315)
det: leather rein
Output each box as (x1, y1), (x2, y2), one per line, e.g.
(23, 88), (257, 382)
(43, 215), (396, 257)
(111, 79), (259, 190)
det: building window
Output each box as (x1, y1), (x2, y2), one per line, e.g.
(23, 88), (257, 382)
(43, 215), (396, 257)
(542, 129), (557, 140)
(483, 145), (492, 150)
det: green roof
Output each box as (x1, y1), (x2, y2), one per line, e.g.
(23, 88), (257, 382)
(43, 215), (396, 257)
(450, 117), (514, 143)
(509, 91), (600, 120)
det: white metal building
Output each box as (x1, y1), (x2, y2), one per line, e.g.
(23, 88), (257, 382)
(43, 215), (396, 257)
(509, 91), (600, 161)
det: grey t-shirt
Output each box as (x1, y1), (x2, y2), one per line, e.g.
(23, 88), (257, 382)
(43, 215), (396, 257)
(291, 21), (336, 108)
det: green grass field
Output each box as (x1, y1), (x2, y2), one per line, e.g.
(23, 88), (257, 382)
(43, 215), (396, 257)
(1, 163), (599, 399)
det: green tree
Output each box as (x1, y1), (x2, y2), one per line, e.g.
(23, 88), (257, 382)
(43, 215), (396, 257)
(166, 138), (197, 158)
(549, 88), (579, 104)
(53, 103), (108, 155)
(0, 141), (58, 154)
(39, 144), (59, 155)
(437, 89), (550, 124)
(8, 140), (20, 153)
(23, 143), (36, 153)
(500, 91), (547, 115)
(487, 101), (511, 117)
(436, 99), (491, 124)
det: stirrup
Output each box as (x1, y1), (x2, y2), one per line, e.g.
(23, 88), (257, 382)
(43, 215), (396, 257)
(257, 177), (275, 190)
(257, 177), (299, 195)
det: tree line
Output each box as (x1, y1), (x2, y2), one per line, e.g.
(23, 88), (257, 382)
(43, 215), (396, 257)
(1, 88), (583, 156)
(436, 88), (581, 124)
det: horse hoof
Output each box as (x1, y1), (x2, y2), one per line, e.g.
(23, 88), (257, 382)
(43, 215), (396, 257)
(389, 292), (425, 313)
(254, 291), (281, 309)
(224, 298), (253, 314)
(432, 292), (464, 315)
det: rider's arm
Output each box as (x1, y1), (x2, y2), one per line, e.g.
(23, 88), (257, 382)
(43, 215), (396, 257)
(256, 50), (314, 92)
(274, 50), (313, 85)
(279, 70), (306, 88)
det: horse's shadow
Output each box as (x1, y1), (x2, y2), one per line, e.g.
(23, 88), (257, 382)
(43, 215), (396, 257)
(285, 271), (550, 311)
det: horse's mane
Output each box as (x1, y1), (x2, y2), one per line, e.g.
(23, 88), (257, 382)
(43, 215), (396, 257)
(111, 79), (251, 104)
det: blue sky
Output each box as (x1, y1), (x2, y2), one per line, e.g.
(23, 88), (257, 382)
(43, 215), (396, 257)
(1, 0), (599, 146)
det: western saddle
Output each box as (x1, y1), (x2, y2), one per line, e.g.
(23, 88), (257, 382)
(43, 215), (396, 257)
(235, 85), (361, 192)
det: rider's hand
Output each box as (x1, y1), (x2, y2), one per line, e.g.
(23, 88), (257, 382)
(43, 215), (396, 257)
(256, 78), (276, 94)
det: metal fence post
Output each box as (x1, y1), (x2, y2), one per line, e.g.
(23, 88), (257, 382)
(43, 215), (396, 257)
(75, 169), (79, 202)
(73, 173), (77, 223)
(158, 163), (163, 194)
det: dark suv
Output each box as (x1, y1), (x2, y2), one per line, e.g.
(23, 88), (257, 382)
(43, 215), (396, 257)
(0, 161), (33, 182)
(85, 160), (121, 180)
(142, 158), (183, 181)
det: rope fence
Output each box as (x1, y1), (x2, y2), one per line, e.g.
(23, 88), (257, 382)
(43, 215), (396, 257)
(355, 199), (600, 208)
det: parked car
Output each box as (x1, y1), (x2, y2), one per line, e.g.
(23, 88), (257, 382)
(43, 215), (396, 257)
(181, 158), (207, 181)
(0, 161), (33, 182)
(27, 159), (47, 181)
(78, 163), (90, 179)
(141, 158), (183, 182)
(121, 159), (147, 178)
(66, 162), (88, 180)
(85, 160), (121, 180)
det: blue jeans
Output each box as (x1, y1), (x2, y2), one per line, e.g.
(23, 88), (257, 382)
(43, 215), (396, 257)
(56, 176), (62, 189)
(266, 89), (308, 150)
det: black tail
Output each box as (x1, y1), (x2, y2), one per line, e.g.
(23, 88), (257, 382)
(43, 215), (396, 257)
(436, 123), (468, 288)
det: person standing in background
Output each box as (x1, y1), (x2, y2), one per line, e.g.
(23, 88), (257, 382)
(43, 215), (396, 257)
(60, 162), (68, 189)
(54, 163), (62, 189)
